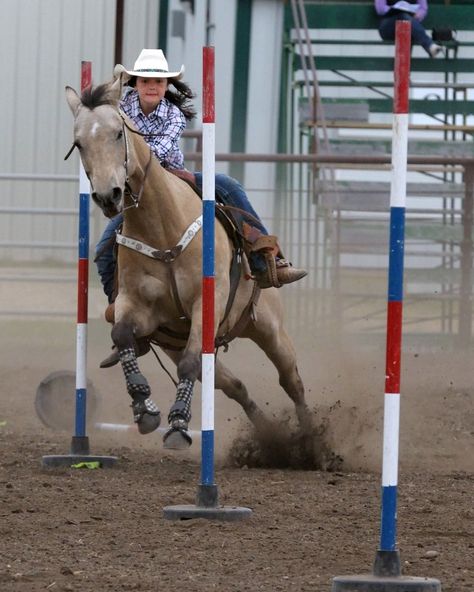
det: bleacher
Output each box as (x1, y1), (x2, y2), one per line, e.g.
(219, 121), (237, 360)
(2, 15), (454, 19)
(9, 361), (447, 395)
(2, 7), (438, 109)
(282, 0), (474, 207)
(280, 1), (474, 347)
(287, 1), (474, 123)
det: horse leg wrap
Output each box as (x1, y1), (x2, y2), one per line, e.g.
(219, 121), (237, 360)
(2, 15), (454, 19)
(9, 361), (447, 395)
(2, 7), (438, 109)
(119, 347), (151, 400)
(168, 378), (193, 424)
(118, 347), (160, 433)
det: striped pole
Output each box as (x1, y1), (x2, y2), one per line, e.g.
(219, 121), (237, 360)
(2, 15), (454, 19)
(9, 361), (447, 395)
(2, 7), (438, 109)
(333, 22), (441, 588)
(201, 46), (216, 491)
(378, 20), (411, 571)
(163, 47), (250, 519)
(41, 63), (118, 467)
(72, 61), (92, 453)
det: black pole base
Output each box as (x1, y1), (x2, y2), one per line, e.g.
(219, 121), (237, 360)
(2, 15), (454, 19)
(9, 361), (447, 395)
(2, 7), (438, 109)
(374, 550), (401, 577)
(332, 551), (441, 592)
(332, 574), (441, 591)
(163, 483), (252, 521)
(196, 484), (218, 507)
(42, 436), (118, 468)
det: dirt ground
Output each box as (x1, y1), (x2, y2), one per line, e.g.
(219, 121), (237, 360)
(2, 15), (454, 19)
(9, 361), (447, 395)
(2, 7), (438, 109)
(0, 283), (473, 592)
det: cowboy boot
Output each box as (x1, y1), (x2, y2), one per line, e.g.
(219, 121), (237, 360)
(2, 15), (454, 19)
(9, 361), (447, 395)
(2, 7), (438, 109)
(254, 258), (308, 289)
(276, 258), (307, 285)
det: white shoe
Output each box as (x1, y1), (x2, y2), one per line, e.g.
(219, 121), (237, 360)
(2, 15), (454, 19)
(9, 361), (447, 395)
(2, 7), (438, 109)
(429, 43), (443, 58)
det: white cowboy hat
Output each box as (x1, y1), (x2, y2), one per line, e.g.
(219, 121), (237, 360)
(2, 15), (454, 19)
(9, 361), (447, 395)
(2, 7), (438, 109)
(120, 48), (184, 80)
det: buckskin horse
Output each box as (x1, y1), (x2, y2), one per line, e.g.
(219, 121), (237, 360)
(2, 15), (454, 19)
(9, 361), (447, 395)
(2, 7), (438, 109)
(65, 75), (311, 450)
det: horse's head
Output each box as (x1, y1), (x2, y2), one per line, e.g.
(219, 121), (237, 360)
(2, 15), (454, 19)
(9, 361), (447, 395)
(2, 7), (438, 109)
(65, 74), (135, 218)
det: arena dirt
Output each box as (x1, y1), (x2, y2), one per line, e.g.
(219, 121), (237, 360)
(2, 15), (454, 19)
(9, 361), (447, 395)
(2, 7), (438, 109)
(0, 289), (473, 591)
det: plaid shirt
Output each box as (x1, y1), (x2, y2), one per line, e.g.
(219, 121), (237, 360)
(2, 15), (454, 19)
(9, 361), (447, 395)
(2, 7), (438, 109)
(120, 90), (186, 170)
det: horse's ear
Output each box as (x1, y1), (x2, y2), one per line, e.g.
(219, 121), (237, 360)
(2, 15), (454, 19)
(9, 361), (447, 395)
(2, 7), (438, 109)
(109, 77), (123, 102)
(110, 64), (131, 101)
(65, 86), (81, 116)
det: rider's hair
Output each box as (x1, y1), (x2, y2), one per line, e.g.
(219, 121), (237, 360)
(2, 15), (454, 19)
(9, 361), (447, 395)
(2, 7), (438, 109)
(165, 79), (196, 122)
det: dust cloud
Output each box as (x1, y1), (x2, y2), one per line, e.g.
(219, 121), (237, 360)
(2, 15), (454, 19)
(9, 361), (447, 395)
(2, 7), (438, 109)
(0, 274), (472, 475)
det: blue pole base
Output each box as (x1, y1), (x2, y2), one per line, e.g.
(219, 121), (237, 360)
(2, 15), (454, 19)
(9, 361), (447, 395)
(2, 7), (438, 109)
(331, 574), (441, 591)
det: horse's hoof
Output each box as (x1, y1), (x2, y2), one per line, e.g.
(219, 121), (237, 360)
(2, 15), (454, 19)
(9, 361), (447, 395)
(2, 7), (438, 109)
(131, 398), (161, 435)
(163, 419), (192, 450)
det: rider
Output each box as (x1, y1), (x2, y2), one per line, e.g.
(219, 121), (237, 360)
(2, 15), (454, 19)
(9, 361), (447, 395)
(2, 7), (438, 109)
(97, 48), (307, 367)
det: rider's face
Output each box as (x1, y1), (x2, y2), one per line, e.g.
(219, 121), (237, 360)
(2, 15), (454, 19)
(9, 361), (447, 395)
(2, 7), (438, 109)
(135, 77), (168, 115)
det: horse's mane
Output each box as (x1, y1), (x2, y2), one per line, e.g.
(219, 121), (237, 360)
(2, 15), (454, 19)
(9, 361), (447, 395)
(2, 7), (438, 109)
(81, 83), (118, 109)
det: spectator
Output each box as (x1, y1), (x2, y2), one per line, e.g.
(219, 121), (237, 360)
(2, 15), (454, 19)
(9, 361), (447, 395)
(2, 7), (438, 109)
(374, 0), (442, 57)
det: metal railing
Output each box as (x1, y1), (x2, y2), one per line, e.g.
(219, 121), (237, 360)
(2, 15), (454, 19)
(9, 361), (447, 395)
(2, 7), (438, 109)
(1, 152), (472, 348)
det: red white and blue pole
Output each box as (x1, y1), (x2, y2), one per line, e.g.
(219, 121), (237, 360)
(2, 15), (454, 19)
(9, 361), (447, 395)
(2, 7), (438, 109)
(333, 22), (440, 586)
(201, 46), (216, 488)
(163, 47), (250, 519)
(380, 21), (411, 558)
(43, 61), (115, 467)
(74, 61), (92, 442)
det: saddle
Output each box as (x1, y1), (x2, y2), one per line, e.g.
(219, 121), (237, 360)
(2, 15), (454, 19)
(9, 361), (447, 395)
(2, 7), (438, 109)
(170, 169), (283, 287)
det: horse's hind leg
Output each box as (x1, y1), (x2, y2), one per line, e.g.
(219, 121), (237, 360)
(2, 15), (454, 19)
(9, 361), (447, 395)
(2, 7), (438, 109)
(214, 359), (270, 431)
(111, 321), (161, 434)
(253, 327), (312, 433)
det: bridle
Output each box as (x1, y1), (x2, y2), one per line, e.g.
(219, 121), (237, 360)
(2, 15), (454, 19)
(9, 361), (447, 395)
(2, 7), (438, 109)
(120, 114), (153, 210)
(64, 110), (154, 211)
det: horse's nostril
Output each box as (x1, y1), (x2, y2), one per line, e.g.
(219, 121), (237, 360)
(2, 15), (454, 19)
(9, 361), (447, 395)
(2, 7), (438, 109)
(113, 187), (122, 202)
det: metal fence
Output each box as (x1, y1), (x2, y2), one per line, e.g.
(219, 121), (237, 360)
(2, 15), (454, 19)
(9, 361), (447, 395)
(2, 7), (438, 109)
(1, 153), (472, 350)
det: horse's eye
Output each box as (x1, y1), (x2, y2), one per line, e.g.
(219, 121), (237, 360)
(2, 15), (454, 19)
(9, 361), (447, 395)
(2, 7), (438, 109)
(117, 130), (123, 141)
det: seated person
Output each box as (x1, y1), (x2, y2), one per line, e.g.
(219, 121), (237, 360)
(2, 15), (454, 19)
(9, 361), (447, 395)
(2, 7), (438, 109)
(374, 0), (442, 58)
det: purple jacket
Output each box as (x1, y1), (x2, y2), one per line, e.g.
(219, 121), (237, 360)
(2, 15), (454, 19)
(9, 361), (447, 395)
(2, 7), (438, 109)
(374, 0), (428, 21)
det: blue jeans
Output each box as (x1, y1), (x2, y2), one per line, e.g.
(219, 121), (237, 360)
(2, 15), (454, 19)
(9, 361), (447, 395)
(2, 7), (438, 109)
(195, 172), (268, 275)
(95, 173), (269, 302)
(95, 214), (123, 303)
(378, 13), (434, 54)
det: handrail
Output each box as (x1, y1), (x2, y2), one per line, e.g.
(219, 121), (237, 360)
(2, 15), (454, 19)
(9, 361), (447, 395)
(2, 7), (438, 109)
(183, 152), (474, 167)
(0, 173), (77, 181)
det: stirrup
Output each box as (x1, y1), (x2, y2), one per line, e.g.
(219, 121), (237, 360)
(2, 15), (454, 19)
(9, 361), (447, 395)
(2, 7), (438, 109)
(247, 234), (282, 288)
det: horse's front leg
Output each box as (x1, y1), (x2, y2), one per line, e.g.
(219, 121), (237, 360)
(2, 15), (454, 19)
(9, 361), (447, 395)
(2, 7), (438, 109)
(163, 322), (202, 450)
(111, 320), (161, 434)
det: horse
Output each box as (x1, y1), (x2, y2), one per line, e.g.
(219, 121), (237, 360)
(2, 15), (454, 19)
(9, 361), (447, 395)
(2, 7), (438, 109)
(65, 74), (312, 450)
